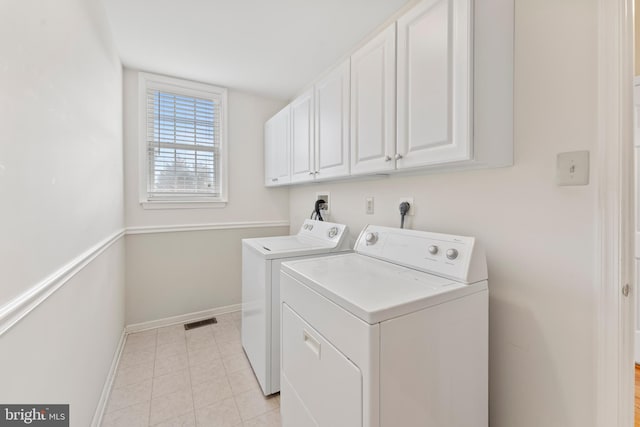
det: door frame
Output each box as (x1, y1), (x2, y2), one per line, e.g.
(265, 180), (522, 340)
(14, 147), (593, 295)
(596, 0), (635, 426)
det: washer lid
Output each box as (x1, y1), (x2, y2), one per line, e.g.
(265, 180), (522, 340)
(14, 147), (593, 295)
(281, 253), (487, 324)
(244, 235), (338, 259)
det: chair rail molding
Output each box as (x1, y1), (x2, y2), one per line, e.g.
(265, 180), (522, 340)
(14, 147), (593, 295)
(0, 229), (126, 337)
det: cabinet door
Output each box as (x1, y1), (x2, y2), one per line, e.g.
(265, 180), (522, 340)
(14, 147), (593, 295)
(265, 106), (291, 186)
(350, 24), (397, 175)
(290, 89), (315, 183)
(314, 60), (350, 180)
(396, 0), (472, 169)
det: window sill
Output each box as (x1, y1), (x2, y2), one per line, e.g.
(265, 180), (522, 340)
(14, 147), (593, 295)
(140, 200), (227, 210)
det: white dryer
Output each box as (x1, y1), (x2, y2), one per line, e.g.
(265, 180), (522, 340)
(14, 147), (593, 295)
(280, 225), (488, 427)
(241, 219), (350, 396)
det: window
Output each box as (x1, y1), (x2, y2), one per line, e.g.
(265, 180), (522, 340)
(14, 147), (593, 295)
(138, 72), (227, 209)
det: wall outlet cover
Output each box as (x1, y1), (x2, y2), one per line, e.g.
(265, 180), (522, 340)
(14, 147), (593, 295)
(399, 197), (414, 216)
(316, 192), (330, 213)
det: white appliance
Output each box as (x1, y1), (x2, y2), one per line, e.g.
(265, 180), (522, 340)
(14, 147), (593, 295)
(241, 219), (350, 396)
(280, 225), (488, 427)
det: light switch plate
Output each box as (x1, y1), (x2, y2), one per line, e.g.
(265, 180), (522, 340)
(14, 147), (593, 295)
(556, 151), (589, 186)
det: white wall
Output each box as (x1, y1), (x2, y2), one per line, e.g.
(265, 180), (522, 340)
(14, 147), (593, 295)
(289, 0), (598, 426)
(122, 69), (289, 324)
(0, 0), (125, 424)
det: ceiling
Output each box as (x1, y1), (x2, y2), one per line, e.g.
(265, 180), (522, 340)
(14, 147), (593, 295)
(101, 0), (410, 100)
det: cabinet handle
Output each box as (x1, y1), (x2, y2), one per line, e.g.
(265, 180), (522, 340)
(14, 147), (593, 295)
(308, 172), (314, 175)
(315, 170), (319, 174)
(395, 153), (403, 160)
(384, 155), (392, 162)
(271, 178), (278, 182)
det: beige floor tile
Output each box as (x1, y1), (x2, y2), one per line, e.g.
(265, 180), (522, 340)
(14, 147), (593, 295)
(227, 368), (260, 395)
(157, 341), (188, 359)
(192, 375), (233, 409)
(188, 346), (221, 366)
(195, 397), (242, 427)
(157, 326), (186, 346)
(222, 354), (251, 375)
(242, 409), (281, 427)
(150, 411), (196, 427)
(106, 379), (152, 413)
(149, 388), (194, 426)
(213, 328), (240, 343)
(113, 361), (154, 389)
(153, 368), (191, 399)
(190, 358), (227, 386)
(186, 325), (214, 339)
(155, 351), (189, 377)
(119, 347), (155, 369)
(101, 401), (150, 427)
(233, 389), (279, 421)
(124, 330), (158, 353)
(217, 339), (243, 359)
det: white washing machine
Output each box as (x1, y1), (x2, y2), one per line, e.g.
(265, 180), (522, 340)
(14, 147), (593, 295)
(280, 225), (488, 427)
(241, 219), (350, 396)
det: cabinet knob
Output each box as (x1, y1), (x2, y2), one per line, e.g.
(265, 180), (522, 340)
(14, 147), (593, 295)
(271, 178), (278, 182)
(395, 153), (403, 160)
(308, 172), (314, 175)
(315, 171), (319, 174)
(384, 155), (392, 162)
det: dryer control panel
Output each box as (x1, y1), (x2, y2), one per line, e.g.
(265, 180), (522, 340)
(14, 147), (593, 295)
(355, 225), (487, 284)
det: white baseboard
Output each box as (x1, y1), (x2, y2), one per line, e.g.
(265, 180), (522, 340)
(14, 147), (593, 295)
(124, 304), (242, 333)
(91, 329), (127, 427)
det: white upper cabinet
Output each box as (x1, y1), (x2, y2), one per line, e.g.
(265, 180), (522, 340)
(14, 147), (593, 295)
(350, 24), (397, 176)
(396, 0), (472, 169)
(290, 88), (315, 183)
(264, 105), (291, 187)
(263, 0), (512, 186)
(315, 60), (350, 180)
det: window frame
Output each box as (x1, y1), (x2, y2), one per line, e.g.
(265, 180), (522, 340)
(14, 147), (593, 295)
(138, 72), (228, 209)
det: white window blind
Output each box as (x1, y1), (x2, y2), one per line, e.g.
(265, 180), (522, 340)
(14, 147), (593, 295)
(145, 87), (222, 198)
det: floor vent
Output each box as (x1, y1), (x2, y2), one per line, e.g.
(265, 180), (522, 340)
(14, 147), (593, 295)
(184, 317), (217, 330)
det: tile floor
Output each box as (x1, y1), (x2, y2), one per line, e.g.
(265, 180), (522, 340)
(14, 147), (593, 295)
(101, 312), (281, 427)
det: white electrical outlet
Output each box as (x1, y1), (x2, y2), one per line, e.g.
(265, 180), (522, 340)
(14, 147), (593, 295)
(366, 197), (374, 214)
(556, 151), (589, 186)
(316, 192), (330, 213)
(399, 197), (414, 216)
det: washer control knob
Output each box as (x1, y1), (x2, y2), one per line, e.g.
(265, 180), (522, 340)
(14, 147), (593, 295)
(328, 227), (338, 238)
(428, 245), (439, 255)
(303, 224), (308, 230)
(308, 224), (314, 231)
(446, 248), (459, 260)
(365, 232), (378, 245)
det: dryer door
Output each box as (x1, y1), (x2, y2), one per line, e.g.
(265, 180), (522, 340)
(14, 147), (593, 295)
(281, 303), (362, 427)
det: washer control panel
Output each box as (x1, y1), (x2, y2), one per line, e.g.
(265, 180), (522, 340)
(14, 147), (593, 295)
(354, 225), (487, 284)
(299, 219), (347, 244)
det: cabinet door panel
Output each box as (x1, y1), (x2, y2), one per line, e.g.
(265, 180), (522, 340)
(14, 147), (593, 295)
(264, 106), (290, 186)
(315, 60), (350, 179)
(397, 0), (472, 168)
(290, 89), (315, 183)
(350, 24), (396, 175)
